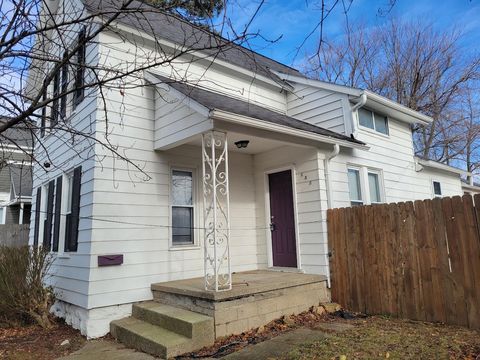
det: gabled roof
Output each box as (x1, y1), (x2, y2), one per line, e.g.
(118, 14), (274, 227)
(148, 73), (365, 147)
(273, 71), (433, 125)
(81, 0), (301, 84)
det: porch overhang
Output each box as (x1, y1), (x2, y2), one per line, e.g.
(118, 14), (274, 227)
(144, 72), (368, 152)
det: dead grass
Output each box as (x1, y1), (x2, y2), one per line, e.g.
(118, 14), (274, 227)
(285, 316), (480, 360)
(0, 319), (86, 359)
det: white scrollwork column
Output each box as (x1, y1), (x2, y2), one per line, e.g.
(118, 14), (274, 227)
(202, 131), (231, 291)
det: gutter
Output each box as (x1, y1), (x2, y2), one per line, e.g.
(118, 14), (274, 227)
(323, 144), (340, 289)
(350, 93), (367, 137)
(210, 109), (368, 150)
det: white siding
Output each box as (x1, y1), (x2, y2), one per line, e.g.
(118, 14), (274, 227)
(153, 89), (212, 149)
(253, 146), (329, 276)
(286, 84), (350, 135)
(330, 117), (463, 208)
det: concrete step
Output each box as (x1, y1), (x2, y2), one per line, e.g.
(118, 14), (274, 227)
(132, 302), (214, 341)
(110, 317), (189, 358)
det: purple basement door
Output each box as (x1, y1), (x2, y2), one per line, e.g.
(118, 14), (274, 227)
(268, 170), (297, 267)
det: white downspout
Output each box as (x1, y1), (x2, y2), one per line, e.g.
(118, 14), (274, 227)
(324, 143), (340, 288)
(351, 93), (367, 138)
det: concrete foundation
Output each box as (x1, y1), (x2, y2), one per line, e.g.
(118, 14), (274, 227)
(151, 270), (330, 338)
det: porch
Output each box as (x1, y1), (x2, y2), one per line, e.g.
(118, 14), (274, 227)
(151, 270), (328, 337)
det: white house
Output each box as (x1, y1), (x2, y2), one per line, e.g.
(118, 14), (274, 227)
(27, 0), (469, 341)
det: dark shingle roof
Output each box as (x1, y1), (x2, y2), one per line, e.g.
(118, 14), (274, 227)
(81, 0), (301, 84)
(0, 118), (34, 148)
(151, 74), (364, 145)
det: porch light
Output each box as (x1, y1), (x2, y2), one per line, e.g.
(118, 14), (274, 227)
(234, 140), (249, 149)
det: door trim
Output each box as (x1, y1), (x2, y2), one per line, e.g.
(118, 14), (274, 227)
(264, 165), (301, 270)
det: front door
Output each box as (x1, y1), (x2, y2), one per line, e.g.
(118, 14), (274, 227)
(268, 170), (297, 267)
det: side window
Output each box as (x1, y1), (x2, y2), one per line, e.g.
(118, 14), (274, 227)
(358, 108), (389, 135)
(348, 168), (363, 206)
(348, 166), (384, 206)
(64, 166), (81, 252)
(368, 171), (382, 203)
(433, 181), (442, 197)
(171, 169), (194, 246)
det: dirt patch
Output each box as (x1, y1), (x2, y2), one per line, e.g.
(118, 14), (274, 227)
(0, 319), (86, 359)
(285, 316), (480, 360)
(177, 306), (346, 358)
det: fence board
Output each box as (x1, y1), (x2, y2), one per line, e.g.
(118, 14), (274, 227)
(328, 195), (480, 329)
(0, 224), (30, 247)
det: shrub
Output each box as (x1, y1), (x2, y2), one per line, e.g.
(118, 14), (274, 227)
(0, 246), (55, 328)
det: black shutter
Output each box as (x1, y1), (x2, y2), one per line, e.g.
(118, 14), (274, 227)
(40, 90), (47, 137)
(73, 28), (86, 107)
(33, 187), (42, 246)
(67, 166), (82, 252)
(52, 176), (62, 252)
(60, 51), (68, 120)
(43, 180), (55, 250)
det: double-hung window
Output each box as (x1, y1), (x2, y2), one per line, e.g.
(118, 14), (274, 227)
(358, 108), (389, 135)
(348, 166), (384, 206)
(171, 169), (195, 246)
(348, 168), (363, 206)
(368, 171), (382, 204)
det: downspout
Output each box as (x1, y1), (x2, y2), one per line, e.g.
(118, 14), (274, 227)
(350, 93), (367, 138)
(324, 143), (340, 288)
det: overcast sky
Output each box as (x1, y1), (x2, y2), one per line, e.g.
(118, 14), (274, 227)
(221, 0), (480, 68)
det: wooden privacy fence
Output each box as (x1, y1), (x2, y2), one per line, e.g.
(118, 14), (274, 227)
(327, 195), (480, 329)
(0, 224), (30, 247)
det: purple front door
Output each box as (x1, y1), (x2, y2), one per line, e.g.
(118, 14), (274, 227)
(268, 170), (297, 267)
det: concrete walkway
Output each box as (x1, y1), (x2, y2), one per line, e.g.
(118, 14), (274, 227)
(57, 340), (155, 360)
(58, 322), (354, 360)
(221, 328), (327, 360)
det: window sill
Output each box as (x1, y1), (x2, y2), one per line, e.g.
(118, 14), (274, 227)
(358, 125), (390, 139)
(169, 245), (201, 251)
(56, 253), (71, 259)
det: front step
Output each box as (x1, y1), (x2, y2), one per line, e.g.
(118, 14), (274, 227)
(110, 302), (214, 358)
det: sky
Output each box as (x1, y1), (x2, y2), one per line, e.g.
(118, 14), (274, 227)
(220, 0), (480, 68)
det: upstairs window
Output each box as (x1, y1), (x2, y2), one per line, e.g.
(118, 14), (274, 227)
(60, 51), (69, 119)
(73, 28), (86, 108)
(433, 181), (442, 197)
(358, 108), (389, 135)
(51, 70), (60, 128)
(171, 169), (194, 246)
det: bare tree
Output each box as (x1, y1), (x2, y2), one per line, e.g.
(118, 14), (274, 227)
(0, 0), (268, 176)
(305, 19), (480, 171)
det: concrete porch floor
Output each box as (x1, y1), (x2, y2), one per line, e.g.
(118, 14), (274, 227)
(151, 270), (328, 301)
(151, 270), (330, 338)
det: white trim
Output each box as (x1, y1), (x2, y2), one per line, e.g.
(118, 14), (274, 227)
(211, 110), (368, 150)
(347, 164), (385, 205)
(264, 165), (301, 270)
(416, 157), (469, 176)
(168, 166), (201, 250)
(432, 179), (443, 198)
(357, 108), (390, 137)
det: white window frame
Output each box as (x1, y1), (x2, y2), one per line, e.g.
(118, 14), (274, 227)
(432, 180), (442, 198)
(56, 170), (74, 257)
(347, 167), (364, 206)
(347, 165), (385, 206)
(357, 108), (390, 136)
(169, 166), (199, 250)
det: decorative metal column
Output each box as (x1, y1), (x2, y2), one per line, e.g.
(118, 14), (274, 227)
(202, 131), (232, 291)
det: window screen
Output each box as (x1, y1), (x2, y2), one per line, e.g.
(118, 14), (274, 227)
(348, 168), (363, 206)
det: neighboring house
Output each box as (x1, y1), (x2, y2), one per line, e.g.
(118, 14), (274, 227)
(26, 0), (469, 339)
(0, 119), (34, 225)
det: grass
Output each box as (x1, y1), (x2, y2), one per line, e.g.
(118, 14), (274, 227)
(285, 316), (480, 360)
